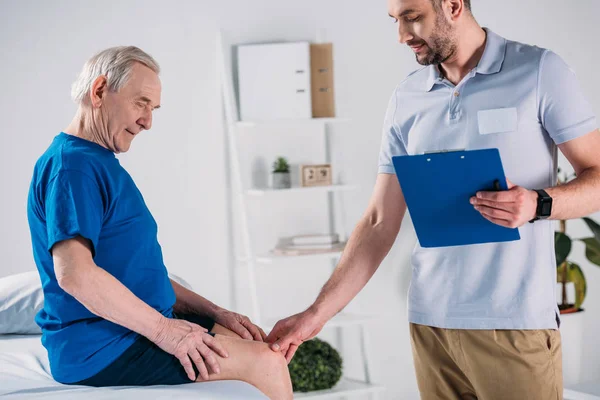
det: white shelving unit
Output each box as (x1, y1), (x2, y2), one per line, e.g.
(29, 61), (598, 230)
(218, 32), (383, 400)
(295, 379), (384, 400)
(234, 117), (350, 128)
(253, 250), (344, 265)
(263, 313), (377, 332)
(246, 184), (357, 197)
(564, 382), (600, 400)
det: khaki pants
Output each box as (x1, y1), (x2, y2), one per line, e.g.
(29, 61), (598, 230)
(410, 323), (563, 400)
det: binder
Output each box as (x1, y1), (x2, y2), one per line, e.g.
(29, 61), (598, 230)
(310, 43), (335, 118)
(392, 148), (521, 248)
(237, 42), (312, 121)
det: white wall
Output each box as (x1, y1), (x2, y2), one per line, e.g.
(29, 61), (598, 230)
(1, 1), (599, 398)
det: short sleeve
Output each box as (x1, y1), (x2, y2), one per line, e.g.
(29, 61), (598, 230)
(45, 170), (104, 256)
(538, 50), (598, 144)
(378, 88), (407, 174)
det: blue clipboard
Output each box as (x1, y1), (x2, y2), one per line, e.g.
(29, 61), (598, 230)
(392, 148), (520, 248)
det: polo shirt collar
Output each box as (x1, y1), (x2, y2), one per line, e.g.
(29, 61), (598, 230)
(423, 28), (506, 91)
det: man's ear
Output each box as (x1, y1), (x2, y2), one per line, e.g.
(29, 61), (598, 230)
(446, 0), (466, 20)
(89, 75), (108, 108)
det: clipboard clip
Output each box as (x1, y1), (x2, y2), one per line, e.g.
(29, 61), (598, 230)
(423, 148), (465, 154)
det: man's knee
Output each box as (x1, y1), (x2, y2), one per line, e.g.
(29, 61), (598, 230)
(211, 324), (243, 339)
(255, 344), (288, 376)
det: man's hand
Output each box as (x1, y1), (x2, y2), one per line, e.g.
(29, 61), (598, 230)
(470, 178), (538, 228)
(151, 317), (229, 381)
(265, 309), (326, 363)
(213, 309), (267, 342)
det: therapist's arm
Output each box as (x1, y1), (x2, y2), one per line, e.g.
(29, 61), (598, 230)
(266, 173), (406, 361)
(549, 129), (600, 219)
(472, 129), (600, 226)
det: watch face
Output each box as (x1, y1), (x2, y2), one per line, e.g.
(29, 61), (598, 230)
(542, 203), (552, 217)
(541, 200), (552, 217)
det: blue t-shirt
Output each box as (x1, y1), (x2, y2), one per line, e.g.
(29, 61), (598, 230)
(27, 132), (176, 383)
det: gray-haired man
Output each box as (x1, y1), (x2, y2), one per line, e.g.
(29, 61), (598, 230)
(27, 46), (292, 399)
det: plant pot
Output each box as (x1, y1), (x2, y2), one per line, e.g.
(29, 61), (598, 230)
(272, 172), (291, 189)
(560, 309), (585, 386)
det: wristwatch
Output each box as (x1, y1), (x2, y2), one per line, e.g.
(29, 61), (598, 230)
(529, 189), (553, 223)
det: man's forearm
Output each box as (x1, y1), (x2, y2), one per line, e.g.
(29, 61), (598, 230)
(309, 215), (400, 322)
(171, 279), (221, 318)
(59, 263), (166, 341)
(546, 166), (600, 220)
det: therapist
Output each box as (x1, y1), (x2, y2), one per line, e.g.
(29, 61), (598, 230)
(266, 1), (600, 399)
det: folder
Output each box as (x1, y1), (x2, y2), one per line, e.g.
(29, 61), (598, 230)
(310, 43), (335, 118)
(237, 42), (312, 121)
(392, 148), (520, 248)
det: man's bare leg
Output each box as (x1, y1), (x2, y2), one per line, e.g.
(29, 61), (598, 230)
(210, 323), (243, 338)
(198, 323), (293, 400)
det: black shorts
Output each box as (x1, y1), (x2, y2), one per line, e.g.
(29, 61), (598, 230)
(73, 313), (216, 387)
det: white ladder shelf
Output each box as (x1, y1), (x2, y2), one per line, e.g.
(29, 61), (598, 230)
(218, 32), (383, 399)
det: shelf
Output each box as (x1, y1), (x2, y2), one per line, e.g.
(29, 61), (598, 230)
(264, 312), (376, 332)
(564, 381), (600, 400)
(293, 378), (384, 399)
(234, 117), (349, 128)
(564, 390), (600, 400)
(220, 36), (383, 398)
(254, 249), (344, 264)
(247, 184), (357, 197)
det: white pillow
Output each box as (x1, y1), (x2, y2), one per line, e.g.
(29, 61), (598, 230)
(0, 271), (44, 334)
(0, 270), (194, 335)
(169, 272), (194, 290)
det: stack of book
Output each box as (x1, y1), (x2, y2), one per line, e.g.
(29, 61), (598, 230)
(271, 233), (345, 256)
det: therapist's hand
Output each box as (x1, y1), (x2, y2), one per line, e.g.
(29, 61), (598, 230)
(470, 178), (538, 228)
(266, 308), (326, 363)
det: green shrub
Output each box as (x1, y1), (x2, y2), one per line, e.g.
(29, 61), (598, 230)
(288, 338), (343, 392)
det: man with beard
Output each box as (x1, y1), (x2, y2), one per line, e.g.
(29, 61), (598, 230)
(266, 1), (600, 399)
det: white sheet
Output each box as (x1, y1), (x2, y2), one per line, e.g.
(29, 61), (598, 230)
(0, 335), (268, 399)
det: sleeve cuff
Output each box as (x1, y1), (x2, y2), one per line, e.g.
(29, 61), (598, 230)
(551, 117), (598, 145)
(378, 165), (396, 174)
(47, 233), (97, 258)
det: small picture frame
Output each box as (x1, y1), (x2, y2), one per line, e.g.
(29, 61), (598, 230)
(300, 164), (332, 187)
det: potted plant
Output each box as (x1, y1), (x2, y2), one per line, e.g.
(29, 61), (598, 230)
(553, 168), (600, 385)
(272, 156), (291, 189)
(554, 168), (600, 313)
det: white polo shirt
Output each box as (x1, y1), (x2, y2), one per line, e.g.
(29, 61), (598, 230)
(378, 28), (598, 329)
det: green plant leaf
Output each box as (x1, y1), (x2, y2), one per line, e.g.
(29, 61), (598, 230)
(555, 231), (572, 266)
(556, 261), (587, 309)
(583, 217), (600, 244)
(272, 157), (290, 173)
(556, 262), (566, 284)
(581, 237), (600, 266)
(568, 262), (587, 309)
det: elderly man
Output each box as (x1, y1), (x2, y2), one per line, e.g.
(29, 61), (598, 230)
(27, 46), (292, 399)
